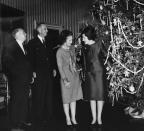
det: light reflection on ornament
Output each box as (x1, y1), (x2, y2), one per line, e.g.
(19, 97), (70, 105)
(129, 85), (135, 92)
(101, 20), (106, 25)
(124, 70), (129, 77)
(117, 55), (120, 60)
(137, 41), (143, 46)
(100, 5), (103, 10)
(105, 31), (109, 35)
(131, 26), (135, 31)
(113, 18), (117, 26)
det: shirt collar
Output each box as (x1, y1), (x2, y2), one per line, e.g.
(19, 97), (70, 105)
(38, 35), (44, 43)
(16, 39), (23, 47)
(16, 39), (25, 54)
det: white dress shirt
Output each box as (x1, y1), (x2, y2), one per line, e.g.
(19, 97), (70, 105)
(16, 40), (26, 55)
(38, 35), (45, 43)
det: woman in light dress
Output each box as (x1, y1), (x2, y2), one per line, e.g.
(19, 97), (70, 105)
(56, 30), (83, 126)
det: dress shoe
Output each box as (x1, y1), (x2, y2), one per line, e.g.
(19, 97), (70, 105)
(72, 123), (78, 128)
(71, 119), (78, 126)
(97, 123), (103, 127)
(90, 122), (97, 127)
(73, 123), (78, 126)
(66, 119), (72, 126)
(65, 124), (73, 129)
(67, 122), (73, 125)
(10, 122), (25, 131)
(11, 128), (25, 131)
(97, 118), (102, 126)
(91, 120), (96, 125)
(21, 121), (32, 127)
(90, 123), (96, 128)
(14, 121), (31, 130)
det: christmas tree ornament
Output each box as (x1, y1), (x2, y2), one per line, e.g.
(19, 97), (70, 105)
(79, 0), (144, 109)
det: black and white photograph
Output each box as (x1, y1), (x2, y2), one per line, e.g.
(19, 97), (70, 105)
(1, 0), (144, 131)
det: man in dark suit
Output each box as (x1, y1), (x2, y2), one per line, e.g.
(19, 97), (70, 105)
(2, 28), (32, 131)
(26, 23), (54, 124)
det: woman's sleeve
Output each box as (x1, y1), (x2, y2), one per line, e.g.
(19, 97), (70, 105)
(91, 44), (102, 71)
(56, 50), (66, 79)
(91, 45), (99, 63)
(70, 46), (76, 62)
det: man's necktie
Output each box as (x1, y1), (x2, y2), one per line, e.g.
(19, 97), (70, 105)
(42, 39), (46, 47)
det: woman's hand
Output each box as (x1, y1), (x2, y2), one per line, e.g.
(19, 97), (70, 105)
(63, 79), (71, 88)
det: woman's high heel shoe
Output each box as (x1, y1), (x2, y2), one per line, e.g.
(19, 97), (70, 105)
(66, 119), (72, 126)
(97, 118), (102, 126)
(91, 119), (96, 125)
(90, 120), (96, 127)
(71, 119), (78, 125)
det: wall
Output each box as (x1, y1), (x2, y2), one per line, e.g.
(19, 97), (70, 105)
(0, 0), (92, 40)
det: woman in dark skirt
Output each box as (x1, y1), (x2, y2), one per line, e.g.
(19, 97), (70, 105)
(82, 25), (104, 125)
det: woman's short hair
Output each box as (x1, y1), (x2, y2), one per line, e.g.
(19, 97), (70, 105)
(60, 30), (73, 44)
(82, 25), (97, 41)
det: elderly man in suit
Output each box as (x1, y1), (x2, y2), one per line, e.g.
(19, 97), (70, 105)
(26, 23), (55, 124)
(2, 28), (32, 131)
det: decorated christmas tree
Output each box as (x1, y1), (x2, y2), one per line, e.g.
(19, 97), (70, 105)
(78, 0), (144, 115)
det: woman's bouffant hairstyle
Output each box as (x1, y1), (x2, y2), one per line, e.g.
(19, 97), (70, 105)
(82, 25), (97, 41)
(60, 30), (73, 45)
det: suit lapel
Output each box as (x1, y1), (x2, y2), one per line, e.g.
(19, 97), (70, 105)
(37, 37), (46, 48)
(15, 41), (26, 56)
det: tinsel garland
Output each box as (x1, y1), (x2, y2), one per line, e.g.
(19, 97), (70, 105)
(133, 0), (144, 6)
(79, 0), (144, 108)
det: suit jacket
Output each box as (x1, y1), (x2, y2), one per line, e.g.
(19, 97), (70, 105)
(2, 37), (32, 83)
(26, 37), (53, 76)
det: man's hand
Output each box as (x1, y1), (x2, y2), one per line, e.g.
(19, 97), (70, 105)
(33, 72), (36, 78)
(30, 72), (36, 84)
(30, 77), (35, 84)
(53, 69), (57, 77)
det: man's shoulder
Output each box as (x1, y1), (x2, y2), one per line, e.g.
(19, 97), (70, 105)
(27, 37), (40, 48)
(4, 38), (17, 50)
(28, 37), (39, 44)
